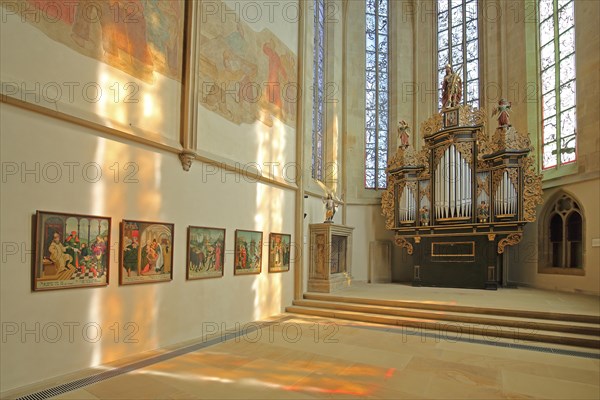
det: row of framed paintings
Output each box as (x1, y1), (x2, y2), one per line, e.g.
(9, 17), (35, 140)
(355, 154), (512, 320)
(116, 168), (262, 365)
(33, 211), (292, 291)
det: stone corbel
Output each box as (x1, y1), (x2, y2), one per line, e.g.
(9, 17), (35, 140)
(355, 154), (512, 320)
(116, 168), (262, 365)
(179, 149), (197, 171)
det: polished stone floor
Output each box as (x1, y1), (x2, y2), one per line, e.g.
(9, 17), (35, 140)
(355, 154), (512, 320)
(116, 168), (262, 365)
(7, 285), (600, 399)
(45, 315), (600, 399)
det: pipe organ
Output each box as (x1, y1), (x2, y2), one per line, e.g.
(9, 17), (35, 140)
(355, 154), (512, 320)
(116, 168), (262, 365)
(382, 105), (543, 289)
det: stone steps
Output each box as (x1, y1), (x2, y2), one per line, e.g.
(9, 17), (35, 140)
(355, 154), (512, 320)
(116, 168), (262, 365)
(285, 294), (600, 350)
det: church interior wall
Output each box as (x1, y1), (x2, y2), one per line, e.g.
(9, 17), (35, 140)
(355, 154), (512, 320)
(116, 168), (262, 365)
(0, 0), (299, 392)
(500, 0), (600, 294)
(1, 0), (599, 394)
(344, 0), (600, 292)
(0, 103), (297, 393)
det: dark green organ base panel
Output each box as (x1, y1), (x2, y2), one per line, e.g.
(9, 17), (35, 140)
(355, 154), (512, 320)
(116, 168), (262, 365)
(412, 235), (496, 289)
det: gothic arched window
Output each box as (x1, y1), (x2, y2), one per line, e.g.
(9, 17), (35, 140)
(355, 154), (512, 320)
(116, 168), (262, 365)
(437, 0), (480, 110)
(365, 0), (389, 190)
(539, 0), (577, 170)
(312, 0), (327, 181)
(540, 192), (584, 271)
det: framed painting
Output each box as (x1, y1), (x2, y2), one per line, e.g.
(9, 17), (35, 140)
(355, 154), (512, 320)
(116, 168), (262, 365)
(33, 211), (111, 291)
(187, 226), (225, 280)
(1, 0), (187, 148)
(234, 230), (263, 275)
(268, 233), (291, 273)
(120, 220), (174, 285)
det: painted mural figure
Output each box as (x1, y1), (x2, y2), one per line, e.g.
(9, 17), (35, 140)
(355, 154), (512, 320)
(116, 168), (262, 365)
(70, 0), (153, 70)
(142, 241), (158, 274)
(214, 242), (223, 271)
(272, 236), (283, 268)
(153, 239), (164, 272)
(91, 235), (107, 276)
(142, 0), (182, 75)
(248, 239), (259, 268)
(239, 244), (248, 268)
(64, 231), (81, 269)
(263, 40), (288, 110)
(223, 49), (258, 103)
(48, 232), (74, 272)
(205, 241), (216, 270)
(221, 22), (257, 108)
(442, 64), (462, 109)
(196, 250), (205, 271)
(79, 242), (98, 277)
(123, 237), (140, 277)
(19, 0), (184, 82)
(198, 1), (297, 127)
(283, 242), (290, 266)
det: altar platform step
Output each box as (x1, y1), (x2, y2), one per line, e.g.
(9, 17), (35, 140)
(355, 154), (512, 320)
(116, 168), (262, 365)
(286, 294), (600, 350)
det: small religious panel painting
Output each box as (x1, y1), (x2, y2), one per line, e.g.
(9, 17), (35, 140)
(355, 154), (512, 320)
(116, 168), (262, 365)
(120, 220), (174, 285)
(234, 230), (263, 275)
(187, 226), (225, 280)
(33, 211), (111, 291)
(268, 233), (291, 273)
(443, 108), (459, 128)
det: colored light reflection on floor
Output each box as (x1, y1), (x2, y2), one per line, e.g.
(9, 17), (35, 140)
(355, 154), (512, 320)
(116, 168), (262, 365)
(138, 363), (375, 397)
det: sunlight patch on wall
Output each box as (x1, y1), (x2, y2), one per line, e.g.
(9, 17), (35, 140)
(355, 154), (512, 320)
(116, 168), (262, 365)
(330, 109), (340, 194)
(252, 110), (286, 321)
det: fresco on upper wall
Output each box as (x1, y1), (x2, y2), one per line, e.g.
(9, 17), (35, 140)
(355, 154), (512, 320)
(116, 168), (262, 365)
(5, 0), (185, 83)
(199, 1), (297, 128)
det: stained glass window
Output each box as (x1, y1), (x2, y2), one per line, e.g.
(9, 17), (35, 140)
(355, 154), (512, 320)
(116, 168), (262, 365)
(312, 0), (326, 181)
(365, 0), (389, 190)
(539, 0), (577, 169)
(437, 0), (480, 110)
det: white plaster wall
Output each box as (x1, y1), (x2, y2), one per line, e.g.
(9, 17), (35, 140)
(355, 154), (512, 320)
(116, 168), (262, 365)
(0, 103), (296, 392)
(345, 204), (395, 282)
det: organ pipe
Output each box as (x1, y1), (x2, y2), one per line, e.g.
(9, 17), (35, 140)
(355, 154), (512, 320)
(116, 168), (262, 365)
(399, 186), (416, 222)
(434, 145), (472, 220)
(495, 171), (517, 216)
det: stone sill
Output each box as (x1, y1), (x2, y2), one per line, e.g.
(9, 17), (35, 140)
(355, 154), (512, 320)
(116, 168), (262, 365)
(538, 267), (585, 276)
